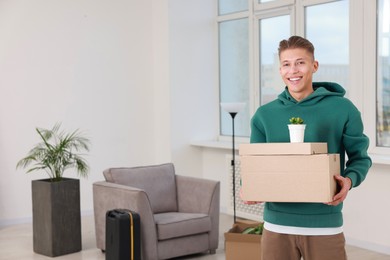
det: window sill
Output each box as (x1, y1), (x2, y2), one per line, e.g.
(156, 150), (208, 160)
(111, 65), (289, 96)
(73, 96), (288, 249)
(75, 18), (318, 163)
(191, 141), (390, 165)
(369, 153), (390, 165)
(190, 140), (249, 151)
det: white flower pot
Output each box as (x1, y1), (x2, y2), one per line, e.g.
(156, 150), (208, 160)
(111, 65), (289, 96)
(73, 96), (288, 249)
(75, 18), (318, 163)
(288, 124), (306, 143)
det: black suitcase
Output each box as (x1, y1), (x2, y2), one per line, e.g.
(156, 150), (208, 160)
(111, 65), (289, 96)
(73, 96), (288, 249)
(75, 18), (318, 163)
(105, 209), (141, 260)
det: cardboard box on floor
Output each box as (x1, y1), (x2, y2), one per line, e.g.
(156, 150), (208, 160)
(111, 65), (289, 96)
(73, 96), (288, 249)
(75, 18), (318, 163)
(224, 219), (262, 260)
(240, 143), (340, 203)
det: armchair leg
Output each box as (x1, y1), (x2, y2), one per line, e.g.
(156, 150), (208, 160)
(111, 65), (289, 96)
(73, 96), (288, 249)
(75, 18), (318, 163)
(210, 249), (216, 254)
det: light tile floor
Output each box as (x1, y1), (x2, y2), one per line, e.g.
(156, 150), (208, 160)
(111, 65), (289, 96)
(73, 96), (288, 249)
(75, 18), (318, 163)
(0, 213), (389, 260)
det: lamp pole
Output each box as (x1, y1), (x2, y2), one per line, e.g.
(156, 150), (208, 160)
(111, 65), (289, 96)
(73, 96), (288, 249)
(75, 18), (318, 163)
(220, 102), (245, 225)
(230, 112), (237, 224)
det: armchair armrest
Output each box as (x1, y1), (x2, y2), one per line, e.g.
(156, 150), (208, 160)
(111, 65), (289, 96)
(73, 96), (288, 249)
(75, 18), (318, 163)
(92, 181), (158, 259)
(175, 176), (220, 250)
(176, 175), (220, 214)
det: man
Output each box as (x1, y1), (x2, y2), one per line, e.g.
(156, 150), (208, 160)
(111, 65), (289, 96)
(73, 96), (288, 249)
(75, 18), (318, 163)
(249, 36), (372, 259)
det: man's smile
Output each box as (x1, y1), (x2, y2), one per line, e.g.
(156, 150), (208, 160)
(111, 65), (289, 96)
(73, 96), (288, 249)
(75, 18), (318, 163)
(288, 77), (302, 83)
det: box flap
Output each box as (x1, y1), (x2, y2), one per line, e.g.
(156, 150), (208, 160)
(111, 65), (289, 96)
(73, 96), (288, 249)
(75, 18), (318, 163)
(239, 143), (328, 156)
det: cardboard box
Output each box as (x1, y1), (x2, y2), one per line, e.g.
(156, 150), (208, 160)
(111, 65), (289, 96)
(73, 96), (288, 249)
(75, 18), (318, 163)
(239, 142), (328, 155)
(224, 220), (262, 260)
(240, 152), (340, 203)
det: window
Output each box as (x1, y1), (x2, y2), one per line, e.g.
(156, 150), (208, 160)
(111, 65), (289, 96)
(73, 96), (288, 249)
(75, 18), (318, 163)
(218, 0), (350, 138)
(218, 0), (248, 15)
(259, 15), (290, 105)
(218, 3), (250, 137)
(305, 1), (349, 94)
(217, 0), (390, 161)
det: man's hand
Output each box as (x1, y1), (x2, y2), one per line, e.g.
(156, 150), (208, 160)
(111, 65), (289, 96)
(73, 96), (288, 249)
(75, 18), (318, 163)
(326, 175), (352, 206)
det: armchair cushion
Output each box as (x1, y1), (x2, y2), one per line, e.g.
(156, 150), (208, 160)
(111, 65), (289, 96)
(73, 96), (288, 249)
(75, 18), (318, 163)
(103, 163), (177, 213)
(154, 212), (211, 240)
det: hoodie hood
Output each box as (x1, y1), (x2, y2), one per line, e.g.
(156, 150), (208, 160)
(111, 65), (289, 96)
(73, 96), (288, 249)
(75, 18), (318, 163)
(278, 82), (346, 106)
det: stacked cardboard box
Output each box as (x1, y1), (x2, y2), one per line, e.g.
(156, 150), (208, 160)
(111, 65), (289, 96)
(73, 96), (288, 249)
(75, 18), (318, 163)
(240, 143), (340, 203)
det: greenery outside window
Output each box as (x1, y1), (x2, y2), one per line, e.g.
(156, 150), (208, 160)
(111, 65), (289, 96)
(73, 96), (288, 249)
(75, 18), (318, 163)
(376, 0), (390, 147)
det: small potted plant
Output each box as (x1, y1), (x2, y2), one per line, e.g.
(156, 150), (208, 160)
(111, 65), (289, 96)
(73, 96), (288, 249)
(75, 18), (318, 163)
(288, 117), (306, 143)
(16, 123), (90, 257)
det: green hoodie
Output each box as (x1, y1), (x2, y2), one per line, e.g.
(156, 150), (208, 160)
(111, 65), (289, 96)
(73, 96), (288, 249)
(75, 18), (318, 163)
(250, 82), (372, 228)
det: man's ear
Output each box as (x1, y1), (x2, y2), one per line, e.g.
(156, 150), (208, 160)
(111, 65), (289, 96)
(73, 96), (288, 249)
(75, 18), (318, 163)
(313, 60), (319, 73)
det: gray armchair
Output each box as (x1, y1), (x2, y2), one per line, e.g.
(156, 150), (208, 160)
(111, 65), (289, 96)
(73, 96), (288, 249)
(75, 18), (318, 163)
(93, 163), (220, 260)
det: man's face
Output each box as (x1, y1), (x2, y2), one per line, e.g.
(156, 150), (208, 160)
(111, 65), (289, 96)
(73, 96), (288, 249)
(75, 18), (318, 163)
(279, 48), (319, 101)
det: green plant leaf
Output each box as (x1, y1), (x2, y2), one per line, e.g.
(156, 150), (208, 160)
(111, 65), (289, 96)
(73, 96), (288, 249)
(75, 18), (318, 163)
(242, 223), (264, 235)
(16, 123), (90, 181)
(242, 227), (256, 234)
(289, 117), (304, 124)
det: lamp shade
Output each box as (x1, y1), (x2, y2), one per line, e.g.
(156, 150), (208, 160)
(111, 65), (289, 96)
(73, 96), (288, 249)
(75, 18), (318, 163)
(220, 102), (246, 113)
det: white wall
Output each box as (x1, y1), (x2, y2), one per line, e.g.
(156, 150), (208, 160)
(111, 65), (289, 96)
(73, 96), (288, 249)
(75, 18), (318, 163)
(169, 0), (219, 178)
(0, 0), (170, 224)
(343, 163), (390, 254)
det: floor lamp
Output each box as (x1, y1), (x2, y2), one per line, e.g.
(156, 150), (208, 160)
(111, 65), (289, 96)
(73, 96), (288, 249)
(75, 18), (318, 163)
(221, 102), (245, 224)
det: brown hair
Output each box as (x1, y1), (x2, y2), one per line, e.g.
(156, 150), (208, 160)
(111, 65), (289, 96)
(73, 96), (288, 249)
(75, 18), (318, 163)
(278, 36), (315, 60)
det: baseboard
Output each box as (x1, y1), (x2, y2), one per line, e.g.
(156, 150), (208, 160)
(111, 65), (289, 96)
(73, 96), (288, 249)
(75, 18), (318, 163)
(346, 236), (390, 256)
(0, 216), (32, 228)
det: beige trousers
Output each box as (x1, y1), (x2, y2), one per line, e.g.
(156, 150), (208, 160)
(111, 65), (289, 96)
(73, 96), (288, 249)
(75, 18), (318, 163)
(261, 229), (347, 260)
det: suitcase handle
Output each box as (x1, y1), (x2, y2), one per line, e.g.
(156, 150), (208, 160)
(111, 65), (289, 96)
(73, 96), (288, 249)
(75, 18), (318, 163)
(128, 212), (134, 260)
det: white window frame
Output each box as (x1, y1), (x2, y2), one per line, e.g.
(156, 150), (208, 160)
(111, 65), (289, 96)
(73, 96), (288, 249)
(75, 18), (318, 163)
(361, 0), (390, 163)
(216, 3), (252, 143)
(254, 0), (294, 10)
(218, 0), (390, 163)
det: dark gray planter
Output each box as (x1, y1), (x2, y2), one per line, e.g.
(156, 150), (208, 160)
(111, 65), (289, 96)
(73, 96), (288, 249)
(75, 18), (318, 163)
(32, 178), (82, 257)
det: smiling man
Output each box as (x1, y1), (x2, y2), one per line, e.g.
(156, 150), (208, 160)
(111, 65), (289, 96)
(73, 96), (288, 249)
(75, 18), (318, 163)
(279, 45), (318, 101)
(249, 36), (372, 260)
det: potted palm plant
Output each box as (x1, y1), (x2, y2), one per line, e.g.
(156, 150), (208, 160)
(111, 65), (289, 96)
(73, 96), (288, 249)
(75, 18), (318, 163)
(16, 123), (90, 257)
(288, 117), (306, 143)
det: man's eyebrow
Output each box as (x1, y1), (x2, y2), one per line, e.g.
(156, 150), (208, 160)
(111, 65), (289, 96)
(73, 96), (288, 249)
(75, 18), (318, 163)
(281, 58), (305, 63)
